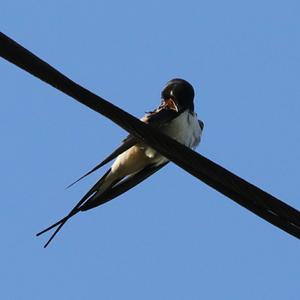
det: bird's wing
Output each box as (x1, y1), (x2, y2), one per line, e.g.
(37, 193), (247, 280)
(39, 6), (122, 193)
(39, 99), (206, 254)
(37, 162), (168, 247)
(66, 135), (137, 188)
(67, 107), (180, 188)
(81, 161), (169, 211)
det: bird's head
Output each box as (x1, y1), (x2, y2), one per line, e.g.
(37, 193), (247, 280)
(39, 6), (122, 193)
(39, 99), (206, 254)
(161, 78), (195, 113)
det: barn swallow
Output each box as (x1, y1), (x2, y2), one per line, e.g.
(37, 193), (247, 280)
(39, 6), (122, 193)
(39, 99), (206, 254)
(37, 78), (204, 247)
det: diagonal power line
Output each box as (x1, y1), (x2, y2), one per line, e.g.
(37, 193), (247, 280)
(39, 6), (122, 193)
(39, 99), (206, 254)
(1, 32), (300, 239)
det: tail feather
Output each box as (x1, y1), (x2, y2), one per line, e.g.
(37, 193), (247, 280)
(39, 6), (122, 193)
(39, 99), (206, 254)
(36, 214), (70, 237)
(41, 209), (80, 248)
(66, 136), (136, 189)
(37, 169), (112, 248)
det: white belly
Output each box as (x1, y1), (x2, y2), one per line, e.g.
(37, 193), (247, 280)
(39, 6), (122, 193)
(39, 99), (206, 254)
(144, 110), (202, 163)
(111, 110), (203, 178)
(161, 110), (202, 148)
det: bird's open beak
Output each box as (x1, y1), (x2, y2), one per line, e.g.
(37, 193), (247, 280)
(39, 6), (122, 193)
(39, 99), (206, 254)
(164, 98), (179, 112)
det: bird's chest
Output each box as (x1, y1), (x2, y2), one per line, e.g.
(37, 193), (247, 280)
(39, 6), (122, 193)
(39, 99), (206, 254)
(161, 111), (201, 148)
(142, 111), (201, 161)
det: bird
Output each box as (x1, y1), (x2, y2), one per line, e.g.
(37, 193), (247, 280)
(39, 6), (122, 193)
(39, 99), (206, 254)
(2, 33), (300, 242)
(36, 78), (204, 247)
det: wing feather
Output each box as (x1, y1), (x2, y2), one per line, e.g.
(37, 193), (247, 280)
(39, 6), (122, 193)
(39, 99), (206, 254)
(81, 162), (169, 211)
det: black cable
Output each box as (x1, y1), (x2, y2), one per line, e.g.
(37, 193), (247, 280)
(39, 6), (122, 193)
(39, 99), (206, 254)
(1, 32), (299, 239)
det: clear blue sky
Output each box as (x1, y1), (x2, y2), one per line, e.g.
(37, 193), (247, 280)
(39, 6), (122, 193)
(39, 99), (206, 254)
(1, 1), (300, 299)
